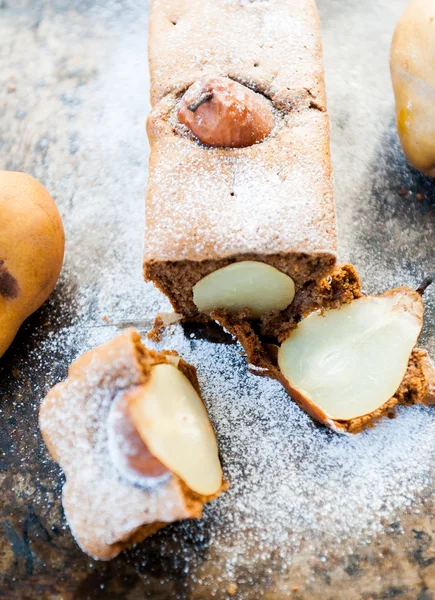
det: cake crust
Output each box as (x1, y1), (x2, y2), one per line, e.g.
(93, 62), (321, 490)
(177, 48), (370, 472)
(145, 100), (336, 263)
(148, 0), (327, 111)
(144, 97), (337, 320)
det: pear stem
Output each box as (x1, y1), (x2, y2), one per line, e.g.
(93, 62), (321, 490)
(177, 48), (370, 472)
(416, 274), (434, 296)
(188, 91), (214, 112)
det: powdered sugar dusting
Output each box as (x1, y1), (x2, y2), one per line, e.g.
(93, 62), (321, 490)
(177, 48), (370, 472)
(39, 331), (197, 559)
(145, 107), (336, 261)
(147, 328), (435, 573)
(149, 0), (325, 108)
(39, 317), (435, 578)
(145, 0), (336, 263)
(2, 0), (434, 594)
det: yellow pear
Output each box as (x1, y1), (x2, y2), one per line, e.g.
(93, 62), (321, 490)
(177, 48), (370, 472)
(0, 171), (65, 358)
(391, 0), (435, 176)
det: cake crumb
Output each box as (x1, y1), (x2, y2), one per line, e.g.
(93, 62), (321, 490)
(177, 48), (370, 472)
(147, 316), (165, 342)
(148, 313), (182, 341)
(227, 583), (238, 595)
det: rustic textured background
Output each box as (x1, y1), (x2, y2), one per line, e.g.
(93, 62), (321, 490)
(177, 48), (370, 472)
(0, 0), (435, 598)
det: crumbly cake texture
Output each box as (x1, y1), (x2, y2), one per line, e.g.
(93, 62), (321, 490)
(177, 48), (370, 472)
(214, 281), (435, 434)
(39, 329), (224, 560)
(144, 0), (337, 322)
(259, 262), (362, 341)
(211, 264), (363, 379)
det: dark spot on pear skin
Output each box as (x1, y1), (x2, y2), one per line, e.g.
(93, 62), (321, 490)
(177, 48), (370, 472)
(0, 260), (20, 299)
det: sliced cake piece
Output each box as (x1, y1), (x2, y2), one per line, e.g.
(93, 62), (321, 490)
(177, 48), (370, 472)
(214, 283), (435, 433)
(39, 329), (225, 560)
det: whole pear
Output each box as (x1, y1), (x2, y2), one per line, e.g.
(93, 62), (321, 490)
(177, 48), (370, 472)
(0, 171), (65, 358)
(391, 0), (435, 177)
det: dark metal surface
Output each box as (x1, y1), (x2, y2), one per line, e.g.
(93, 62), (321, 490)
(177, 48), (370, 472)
(0, 0), (434, 598)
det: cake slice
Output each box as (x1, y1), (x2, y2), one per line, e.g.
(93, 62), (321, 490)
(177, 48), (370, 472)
(39, 329), (225, 560)
(214, 284), (435, 433)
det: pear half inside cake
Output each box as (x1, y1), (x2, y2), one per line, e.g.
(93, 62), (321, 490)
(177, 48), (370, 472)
(127, 364), (222, 496)
(193, 261), (295, 318)
(278, 289), (424, 421)
(107, 392), (170, 486)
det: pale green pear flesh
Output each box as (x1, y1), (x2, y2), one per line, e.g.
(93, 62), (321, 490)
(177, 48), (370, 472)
(129, 364), (223, 496)
(193, 261), (295, 319)
(278, 292), (423, 421)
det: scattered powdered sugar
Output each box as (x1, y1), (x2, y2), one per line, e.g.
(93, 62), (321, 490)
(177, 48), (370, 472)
(148, 328), (435, 572)
(150, 0), (324, 108)
(38, 316), (435, 579)
(145, 115), (336, 262)
(3, 0), (435, 592)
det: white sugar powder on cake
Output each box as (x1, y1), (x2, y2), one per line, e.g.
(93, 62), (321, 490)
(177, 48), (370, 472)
(8, 0), (433, 590)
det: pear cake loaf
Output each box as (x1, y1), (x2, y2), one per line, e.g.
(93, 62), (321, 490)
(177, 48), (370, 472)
(143, 0), (435, 434)
(144, 0), (340, 333)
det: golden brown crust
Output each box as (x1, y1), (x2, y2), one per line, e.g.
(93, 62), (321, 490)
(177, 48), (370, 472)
(39, 329), (225, 560)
